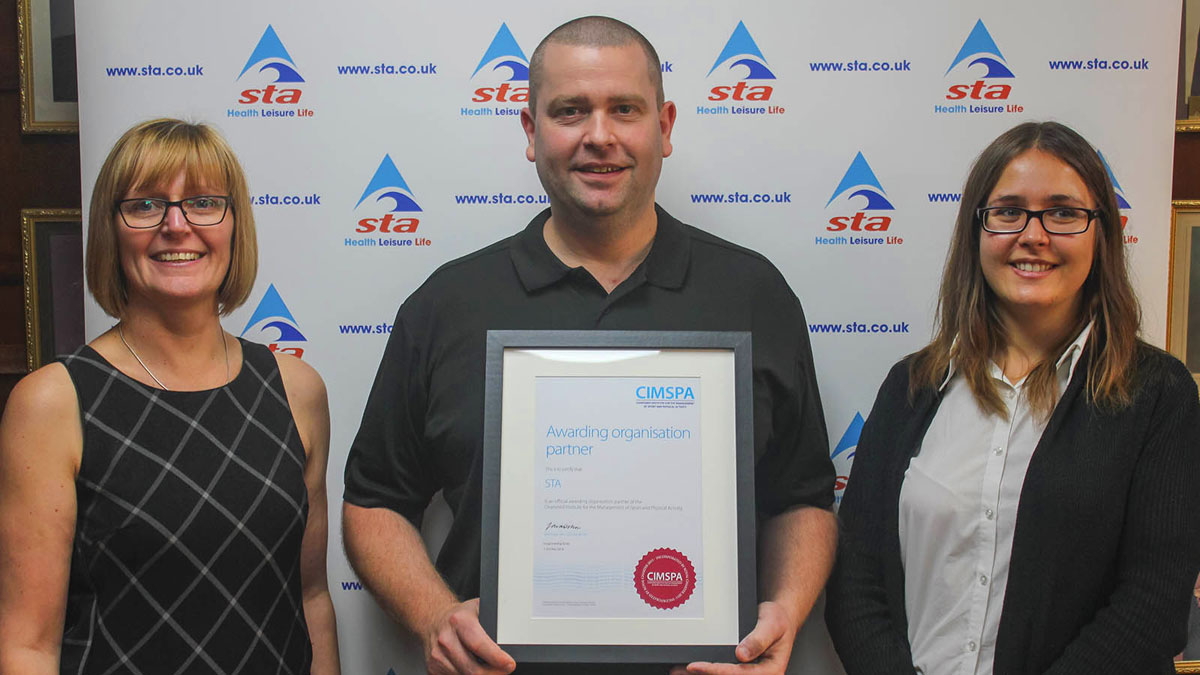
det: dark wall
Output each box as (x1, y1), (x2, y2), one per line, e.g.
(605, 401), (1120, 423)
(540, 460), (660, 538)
(0, 0), (81, 411)
(1175, 132), (1200, 200)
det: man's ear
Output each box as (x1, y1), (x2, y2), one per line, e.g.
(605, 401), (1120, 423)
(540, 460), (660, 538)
(659, 101), (677, 158)
(521, 107), (537, 163)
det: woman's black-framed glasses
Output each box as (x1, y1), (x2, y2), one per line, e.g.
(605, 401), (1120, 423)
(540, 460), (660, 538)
(116, 196), (231, 229)
(976, 206), (1100, 235)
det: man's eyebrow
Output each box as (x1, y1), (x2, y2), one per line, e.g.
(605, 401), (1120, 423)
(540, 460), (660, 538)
(546, 95), (590, 109)
(608, 94), (648, 106)
(545, 93), (649, 109)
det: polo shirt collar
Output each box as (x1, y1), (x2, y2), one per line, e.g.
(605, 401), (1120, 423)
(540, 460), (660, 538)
(509, 204), (690, 293)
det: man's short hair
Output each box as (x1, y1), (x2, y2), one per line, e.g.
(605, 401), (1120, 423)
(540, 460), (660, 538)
(528, 16), (664, 113)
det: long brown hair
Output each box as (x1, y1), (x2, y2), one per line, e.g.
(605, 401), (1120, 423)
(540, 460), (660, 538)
(909, 121), (1140, 417)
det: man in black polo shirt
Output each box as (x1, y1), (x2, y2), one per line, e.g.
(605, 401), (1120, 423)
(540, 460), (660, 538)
(343, 16), (836, 675)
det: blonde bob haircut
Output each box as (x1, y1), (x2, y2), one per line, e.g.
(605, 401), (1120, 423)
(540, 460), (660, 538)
(87, 118), (257, 317)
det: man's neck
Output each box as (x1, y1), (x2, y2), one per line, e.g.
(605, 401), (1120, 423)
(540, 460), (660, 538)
(543, 203), (658, 294)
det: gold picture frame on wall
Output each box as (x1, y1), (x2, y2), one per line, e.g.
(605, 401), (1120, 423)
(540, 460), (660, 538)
(1182, 652), (1200, 674)
(1168, 201), (1200, 390)
(21, 209), (84, 371)
(1180, 1), (1200, 131)
(1171, 202), (1200, 675)
(17, 0), (78, 133)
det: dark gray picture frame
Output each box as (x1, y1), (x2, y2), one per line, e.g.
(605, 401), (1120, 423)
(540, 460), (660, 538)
(480, 330), (756, 665)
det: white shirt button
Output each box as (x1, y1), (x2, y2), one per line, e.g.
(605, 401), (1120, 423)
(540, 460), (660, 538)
(967, 641), (977, 652)
(979, 574), (988, 585)
(985, 508), (995, 519)
(993, 446), (1004, 456)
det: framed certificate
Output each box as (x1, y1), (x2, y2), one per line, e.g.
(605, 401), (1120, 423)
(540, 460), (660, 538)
(480, 330), (756, 665)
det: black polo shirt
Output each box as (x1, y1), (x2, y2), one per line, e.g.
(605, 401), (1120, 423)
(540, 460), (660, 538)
(345, 205), (834, 599)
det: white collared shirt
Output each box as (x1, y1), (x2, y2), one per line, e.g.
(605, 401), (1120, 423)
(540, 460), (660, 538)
(899, 323), (1092, 675)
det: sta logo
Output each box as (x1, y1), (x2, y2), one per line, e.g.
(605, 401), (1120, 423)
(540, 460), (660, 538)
(707, 21), (776, 102)
(237, 25), (305, 105)
(826, 153), (894, 232)
(240, 284), (307, 358)
(471, 23), (529, 104)
(831, 412), (863, 496)
(944, 20), (1014, 101)
(355, 154), (421, 234)
(1098, 150), (1132, 229)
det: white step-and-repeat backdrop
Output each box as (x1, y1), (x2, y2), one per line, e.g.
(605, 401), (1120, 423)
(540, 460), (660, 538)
(76, 2), (1179, 672)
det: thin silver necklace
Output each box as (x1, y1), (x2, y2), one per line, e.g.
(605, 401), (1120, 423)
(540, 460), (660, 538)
(117, 323), (229, 391)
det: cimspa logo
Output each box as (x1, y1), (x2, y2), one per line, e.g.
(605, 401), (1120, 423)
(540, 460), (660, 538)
(817, 153), (903, 247)
(697, 22), (784, 117)
(241, 283), (307, 358)
(1098, 150), (1137, 244)
(634, 384), (696, 409)
(346, 154), (431, 250)
(230, 25), (314, 120)
(935, 20), (1023, 116)
(831, 412), (864, 505)
(463, 23), (529, 117)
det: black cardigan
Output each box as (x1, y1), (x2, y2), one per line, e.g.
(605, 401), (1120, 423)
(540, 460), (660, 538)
(825, 344), (1200, 674)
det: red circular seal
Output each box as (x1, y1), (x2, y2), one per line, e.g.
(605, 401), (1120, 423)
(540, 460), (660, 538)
(634, 548), (696, 610)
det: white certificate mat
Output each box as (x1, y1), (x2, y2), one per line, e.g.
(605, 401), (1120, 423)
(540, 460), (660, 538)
(532, 374), (705, 619)
(481, 331), (755, 662)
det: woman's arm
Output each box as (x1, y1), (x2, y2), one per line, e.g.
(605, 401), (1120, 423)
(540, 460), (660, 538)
(276, 354), (341, 675)
(1044, 357), (1200, 674)
(0, 365), (82, 674)
(824, 362), (919, 675)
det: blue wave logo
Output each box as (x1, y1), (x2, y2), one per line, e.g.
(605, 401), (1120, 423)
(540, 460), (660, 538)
(826, 153), (894, 210)
(238, 25), (304, 83)
(355, 155), (422, 213)
(831, 412), (864, 460)
(1098, 151), (1132, 210)
(946, 19), (1013, 79)
(241, 284), (307, 342)
(708, 21), (775, 80)
(472, 23), (529, 82)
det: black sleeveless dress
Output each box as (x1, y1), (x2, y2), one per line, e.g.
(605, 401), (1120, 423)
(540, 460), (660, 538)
(58, 340), (313, 674)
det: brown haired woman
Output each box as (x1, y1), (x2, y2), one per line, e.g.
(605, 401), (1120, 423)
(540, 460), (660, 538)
(0, 119), (340, 673)
(826, 121), (1200, 674)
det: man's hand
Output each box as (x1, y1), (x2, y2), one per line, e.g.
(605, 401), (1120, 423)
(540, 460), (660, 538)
(670, 601), (797, 675)
(424, 598), (516, 675)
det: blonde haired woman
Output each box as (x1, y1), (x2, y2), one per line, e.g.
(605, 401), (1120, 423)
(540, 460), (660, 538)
(0, 119), (340, 673)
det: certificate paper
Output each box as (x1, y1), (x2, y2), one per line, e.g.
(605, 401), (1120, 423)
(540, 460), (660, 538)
(533, 376), (704, 618)
(481, 331), (756, 663)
